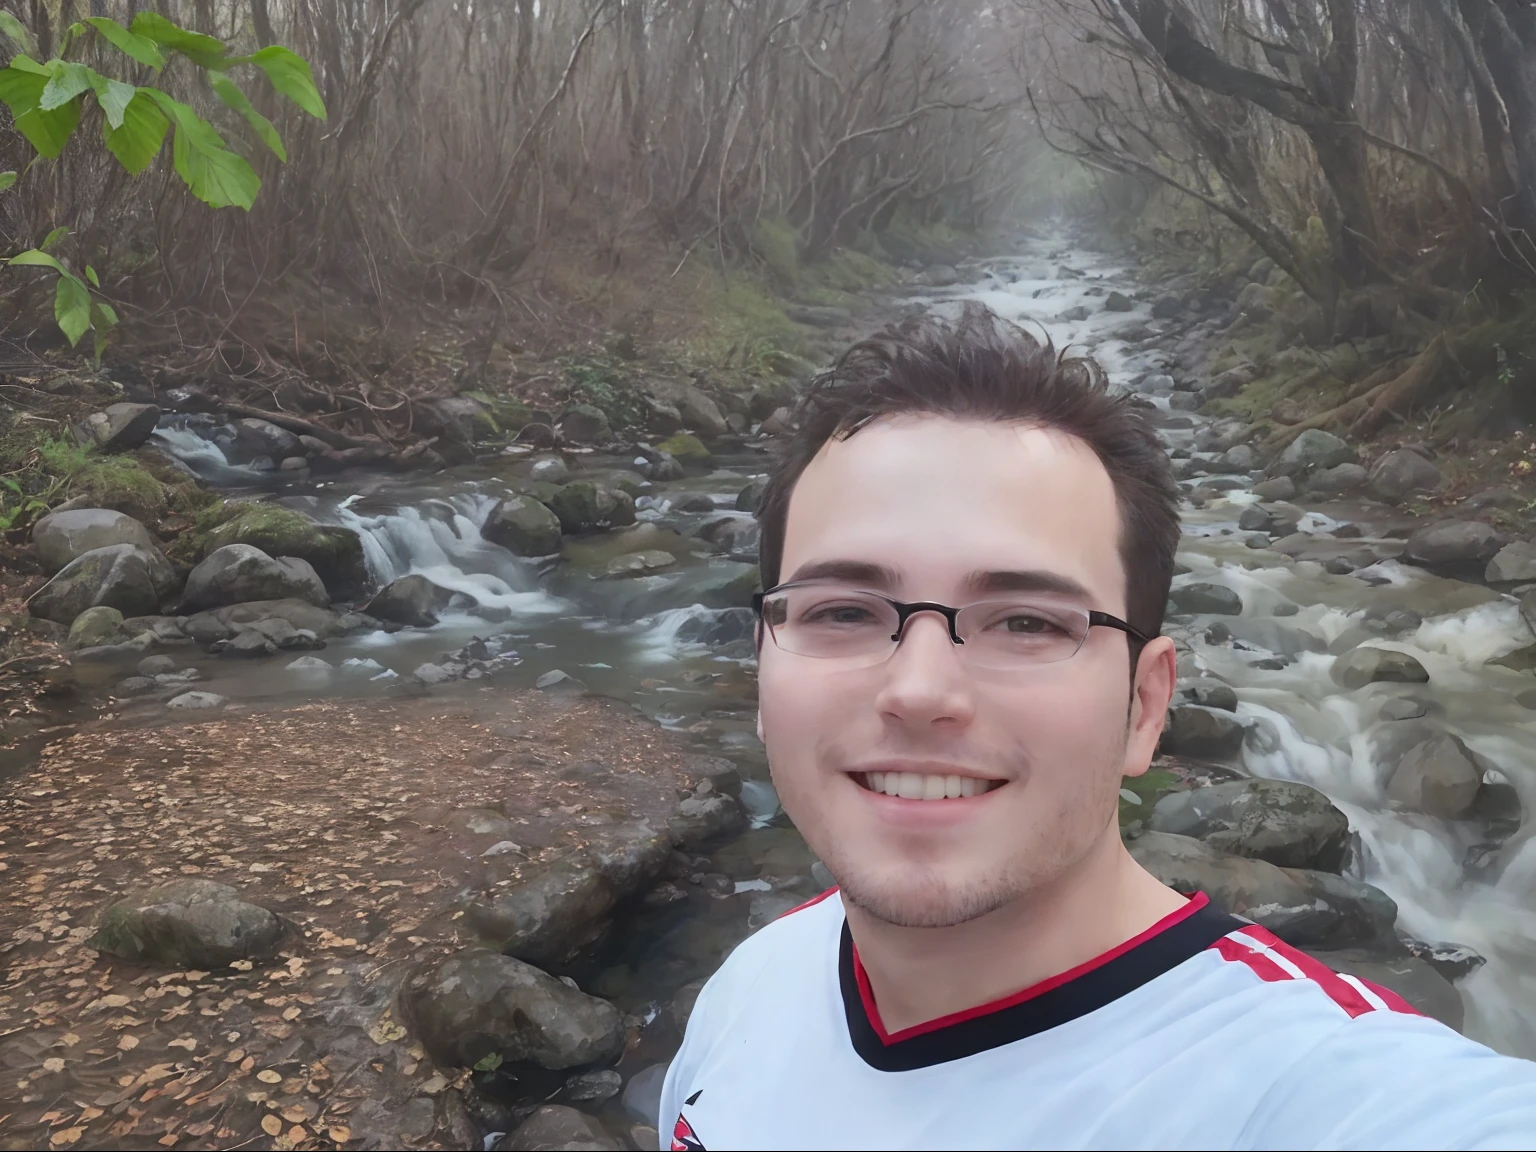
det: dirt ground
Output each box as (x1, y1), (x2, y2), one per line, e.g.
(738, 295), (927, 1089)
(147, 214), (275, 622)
(0, 686), (701, 1151)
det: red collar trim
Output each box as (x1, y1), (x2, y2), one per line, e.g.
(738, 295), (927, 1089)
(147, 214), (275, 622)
(852, 892), (1212, 1045)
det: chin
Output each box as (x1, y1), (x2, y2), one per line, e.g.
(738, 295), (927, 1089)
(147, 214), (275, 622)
(834, 862), (1019, 930)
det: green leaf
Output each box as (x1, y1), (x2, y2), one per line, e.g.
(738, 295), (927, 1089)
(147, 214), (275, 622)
(40, 61), (95, 111)
(41, 226), (69, 251)
(235, 45), (326, 119)
(85, 265), (99, 287)
(0, 12), (36, 56)
(129, 12), (227, 68)
(471, 1052), (504, 1072)
(8, 249), (66, 274)
(0, 59), (80, 158)
(209, 74), (285, 161)
(144, 90), (259, 210)
(54, 274), (91, 347)
(91, 300), (118, 328)
(90, 74), (136, 130)
(0, 172), (15, 192)
(84, 16), (166, 71)
(102, 89), (169, 174)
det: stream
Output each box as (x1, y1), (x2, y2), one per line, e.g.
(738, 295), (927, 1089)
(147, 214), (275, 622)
(140, 231), (1536, 1068)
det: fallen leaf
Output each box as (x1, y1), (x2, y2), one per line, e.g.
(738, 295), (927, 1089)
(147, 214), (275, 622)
(239, 1056), (255, 1073)
(327, 1125), (351, 1143)
(98, 995), (130, 1008)
(167, 1038), (196, 1051)
(157, 1136), (177, 1148)
(261, 1115), (283, 1137)
(280, 1105), (313, 1123)
(257, 1070), (283, 1084)
(229, 960), (254, 972)
(183, 1123), (214, 1138)
(366, 1018), (406, 1046)
(59, 1033), (80, 1047)
(281, 1007), (301, 1022)
(41, 1057), (64, 1073)
(48, 1128), (83, 1148)
(287, 1126), (307, 1143)
(78, 1108), (103, 1122)
(224, 1048), (244, 1064)
(117, 1035), (139, 1051)
(184, 971), (209, 981)
(420, 1073), (448, 1095)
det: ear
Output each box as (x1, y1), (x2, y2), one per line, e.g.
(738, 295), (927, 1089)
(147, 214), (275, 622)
(1122, 636), (1177, 779)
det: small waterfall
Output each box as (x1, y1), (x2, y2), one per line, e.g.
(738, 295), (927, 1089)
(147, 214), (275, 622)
(332, 492), (566, 619)
(151, 421), (269, 486)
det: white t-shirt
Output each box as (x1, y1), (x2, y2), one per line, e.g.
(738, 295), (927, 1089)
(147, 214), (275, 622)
(659, 889), (1536, 1150)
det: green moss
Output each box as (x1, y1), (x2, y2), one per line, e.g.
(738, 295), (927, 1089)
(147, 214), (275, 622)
(657, 433), (710, 461)
(464, 389), (536, 436)
(70, 455), (169, 525)
(752, 216), (802, 289)
(1119, 768), (1182, 829)
(205, 503), (368, 598)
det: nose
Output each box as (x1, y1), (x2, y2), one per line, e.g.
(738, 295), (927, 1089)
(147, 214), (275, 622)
(873, 611), (976, 729)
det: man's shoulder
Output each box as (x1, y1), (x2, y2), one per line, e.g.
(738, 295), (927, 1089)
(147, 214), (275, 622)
(691, 887), (843, 1009)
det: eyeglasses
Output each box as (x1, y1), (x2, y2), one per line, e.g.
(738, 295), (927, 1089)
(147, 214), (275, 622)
(751, 581), (1153, 671)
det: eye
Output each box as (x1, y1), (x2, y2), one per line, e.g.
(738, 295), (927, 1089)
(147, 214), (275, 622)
(1001, 613), (1061, 634)
(805, 602), (880, 625)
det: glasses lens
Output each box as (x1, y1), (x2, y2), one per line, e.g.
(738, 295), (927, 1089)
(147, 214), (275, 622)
(763, 586), (898, 660)
(956, 600), (1089, 668)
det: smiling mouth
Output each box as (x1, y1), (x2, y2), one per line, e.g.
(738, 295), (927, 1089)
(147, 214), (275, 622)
(853, 771), (1005, 801)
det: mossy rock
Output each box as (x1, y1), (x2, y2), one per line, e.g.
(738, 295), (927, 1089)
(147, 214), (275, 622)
(71, 456), (170, 526)
(656, 433), (710, 462)
(204, 504), (368, 599)
(545, 482), (634, 535)
(463, 390), (536, 436)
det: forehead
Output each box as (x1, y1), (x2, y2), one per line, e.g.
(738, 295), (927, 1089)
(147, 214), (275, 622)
(781, 414), (1125, 605)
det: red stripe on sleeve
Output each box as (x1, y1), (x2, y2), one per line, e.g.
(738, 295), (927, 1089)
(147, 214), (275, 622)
(1211, 934), (1294, 983)
(1233, 926), (1378, 1018)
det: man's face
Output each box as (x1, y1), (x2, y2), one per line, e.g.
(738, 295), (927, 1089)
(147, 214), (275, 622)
(756, 414), (1175, 928)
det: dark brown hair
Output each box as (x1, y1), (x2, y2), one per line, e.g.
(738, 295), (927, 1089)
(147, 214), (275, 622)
(755, 301), (1180, 642)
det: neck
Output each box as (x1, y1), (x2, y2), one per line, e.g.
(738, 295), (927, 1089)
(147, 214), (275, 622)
(844, 828), (1187, 1035)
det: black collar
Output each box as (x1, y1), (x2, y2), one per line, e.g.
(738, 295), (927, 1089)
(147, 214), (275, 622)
(839, 894), (1243, 1071)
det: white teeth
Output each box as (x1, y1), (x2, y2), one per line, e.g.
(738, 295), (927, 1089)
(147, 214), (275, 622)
(861, 772), (998, 800)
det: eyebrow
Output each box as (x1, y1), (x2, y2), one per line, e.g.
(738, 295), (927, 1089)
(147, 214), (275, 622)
(781, 559), (1094, 602)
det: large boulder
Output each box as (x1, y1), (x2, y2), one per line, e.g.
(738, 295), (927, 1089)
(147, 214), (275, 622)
(668, 793), (748, 849)
(1486, 541), (1536, 584)
(557, 404), (613, 446)
(493, 1107), (619, 1152)
(182, 544), (329, 612)
(547, 482), (634, 535)
(1129, 832), (1397, 951)
(1270, 430), (1355, 480)
(1331, 647), (1429, 690)
(416, 396), (494, 464)
(27, 543), (178, 624)
(77, 402), (160, 452)
(362, 573), (453, 627)
(86, 878), (283, 968)
(1387, 732), (1482, 819)
(32, 508), (157, 575)
(1159, 705), (1247, 759)
(401, 948), (625, 1071)
(1148, 779), (1352, 872)
(1370, 450), (1443, 502)
(204, 505), (367, 599)
(1306, 463), (1368, 495)
(485, 495), (563, 556)
(1400, 520), (1504, 570)
(642, 380), (729, 440)
(465, 823), (673, 969)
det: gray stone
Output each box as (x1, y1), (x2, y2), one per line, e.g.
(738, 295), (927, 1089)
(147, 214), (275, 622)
(1487, 541), (1536, 584)
(203, 505), (367, 599)
(1149, 779), (1352, 872)
(604, 549), (677, 578)
(79, 403), (160, 452)
(1401, 520), (1504, 569)
(182, 544), (328, 613)
(643, 380), (729, 439)
(1159, 705), (1246, 759)
(1128, 832), (1397, 951)
(183, 599), (345, 647)
(413, 662), (454, 685)
(32, 509), (157, 575)
(1388, 733), (1482, 819)
(1214, 444), (1258, 473)
(114, 676), (157, 696)
(536, 669), (588, 695)
(1061, 305), (1090, 322)
(1251, 476), (1296, 501)
(557, 404), (612, 445)
(485, 495), (563, 556)
(530, 455), (573, 484)
(1169, 583), (1243, 615)
(416, 395), (492, 463)
(642, 396), (683, 434)
(1379, 697), (1428, 721)
(1103, 291), (1135, 312)
(735, 476), (769, 514)
(464, 824), (673, 968)
(1332, 647), (1429, 690)
(401, 948), (625, 1071)
(87, 878), (282, 968)
(232, 418), (299, 461)
(67, 605), (128, 649)
(1182, 680), (1239, 712)
(1168, 392), (1203, 412)
(363, 574), (452, 627)
(167, 690), (225, 709)
(493, 1106), (619, 1152)
(1370, 450), (1443, 502)
(564, 1069), (623, 1105)
(136, 654), (176, 677)
(1307, 462), (1368, 494)
(668, 794), (747, 850)
(27, 544), (178, 624)
(547, 482), (634, 535)
(622, 1062), (670, 1129)
(1272, 430), (1355, 478)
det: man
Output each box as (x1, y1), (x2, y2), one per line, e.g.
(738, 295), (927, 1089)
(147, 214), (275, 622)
(658, 303), (1536, 1150)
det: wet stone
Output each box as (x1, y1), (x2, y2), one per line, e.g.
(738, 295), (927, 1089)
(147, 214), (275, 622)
(1379, 697), (1429, 722)
(563, 1069), (623, 1104)
(494, 1105), (620, 1151)
(537, 669), (588, 695)
(1331, 647), (1429, 690)
(167, 690), (226, 710)
(87, 878), (283, 969)
(1169, 583), (1242, 615)
(621, 1062), (670, 1127)
(1148, 778), (1352, 872)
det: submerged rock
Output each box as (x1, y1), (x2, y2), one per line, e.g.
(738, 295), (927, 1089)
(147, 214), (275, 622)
(401, 948), (625, 1070)
(1149, 779), (1352, 872)
(87, 878), (282, 968)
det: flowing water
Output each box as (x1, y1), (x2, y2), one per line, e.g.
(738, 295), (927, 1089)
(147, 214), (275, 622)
(145, 233), (1536, 1061)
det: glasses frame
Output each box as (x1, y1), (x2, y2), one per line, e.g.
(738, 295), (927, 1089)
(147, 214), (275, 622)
(751, 580), (1154, 666)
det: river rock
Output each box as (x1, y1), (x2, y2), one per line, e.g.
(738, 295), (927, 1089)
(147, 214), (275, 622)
(493, 1107), (619, 1152)
(465, 824), (673, 968)
(1103, 290), (1135, 312)
(1379, 697), (1428, 721)
(1270, 430), (1355, 479)
(167, 690), (226, 709)
(1212, 444), (1257, 474)
(564, 1069), (623, 1105)
(416, 396), (493, 463)
(204, 505), (367, 599)
(183, 544), (329, 612)
(1307, 463), (1367, 494)
(604, 550), (677, 577)
(1486, 541), (1536, 584)
(672, 980), (705, 1032)
(28, 543), (179, 624)
(1370, 450), (1443, 502)
(363, 573), (453, 627)
(401, 948), (625, 1070)
(1331, 646), (1429, 689)
(668, 793), (748, 850)
(529, 456), (573, 485)
(1149, 779), (1351, 871)
(485, 495), (564, 556)
(183, 599), (346, 647)
(1400, 520), (1504, 570)
(548, 482), (634, 534)
(641, 380), (729, 440)
(536, 669), (588, 695)
(1159, 705), (1246, 759)
(1128, 832), (1397, 951)
(735, 476), (769, 514)
(77, 402), (160, 452)
(1250, 476), (1295, 501)
(622, 1062), (669, 1128)
(557, 404), (612, 445)
(1180, 679), (1238, 712)
(1169, 583), (1242, 615)
(1387, 732), (1482, 819)
(67, 605), (130, 649)
(87, 878), (282, 968)
(32, 509), (158, 575)
(231, 418), (299, 461)
(516, 422), (558, 448)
